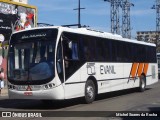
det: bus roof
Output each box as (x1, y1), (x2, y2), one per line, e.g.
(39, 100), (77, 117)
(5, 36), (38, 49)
(12, 26), (156, 47)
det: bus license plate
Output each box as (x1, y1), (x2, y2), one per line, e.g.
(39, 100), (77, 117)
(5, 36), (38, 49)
(17, 86), (27, 91)
(24, 92), (33, 96)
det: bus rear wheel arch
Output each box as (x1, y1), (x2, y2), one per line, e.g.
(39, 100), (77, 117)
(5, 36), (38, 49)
(84, 79), (96, 104)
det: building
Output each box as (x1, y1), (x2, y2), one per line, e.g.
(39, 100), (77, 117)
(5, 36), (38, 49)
(0, 0), (37, 81)
(0, 0), (37, 42)
(137, 31), (160, 52)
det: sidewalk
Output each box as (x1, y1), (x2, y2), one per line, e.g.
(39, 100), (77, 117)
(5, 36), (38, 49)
(1, 81), (8, 97)
(1, 87), (8, 96)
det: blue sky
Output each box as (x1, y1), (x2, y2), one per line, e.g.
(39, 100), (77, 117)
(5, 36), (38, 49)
(29, 0), (156, 38)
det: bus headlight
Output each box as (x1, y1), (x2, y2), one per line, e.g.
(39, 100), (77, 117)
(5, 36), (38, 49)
(44, 83), (56, 89)
(44, 85), (48, 89)
(8, 85), (16, 90)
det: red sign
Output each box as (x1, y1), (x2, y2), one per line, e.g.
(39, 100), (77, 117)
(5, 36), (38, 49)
(24, 92), (32, 96)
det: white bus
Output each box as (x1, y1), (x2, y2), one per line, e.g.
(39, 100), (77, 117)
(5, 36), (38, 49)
(7, 27), (158, 103)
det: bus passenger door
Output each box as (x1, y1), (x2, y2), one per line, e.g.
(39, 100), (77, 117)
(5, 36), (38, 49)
(62, 34), (82, 99)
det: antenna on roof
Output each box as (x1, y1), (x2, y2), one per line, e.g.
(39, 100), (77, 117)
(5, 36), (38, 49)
(37, 23), (54, 27)
(86, 28), (104, 33)
(61, 24), (80, 27)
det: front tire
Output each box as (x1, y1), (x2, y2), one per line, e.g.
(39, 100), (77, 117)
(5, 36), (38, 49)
(139, 75), (146, 92)
(85, 80), (96, 104)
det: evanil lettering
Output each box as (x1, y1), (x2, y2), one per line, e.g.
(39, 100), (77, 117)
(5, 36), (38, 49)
(100, 65), (116, 74)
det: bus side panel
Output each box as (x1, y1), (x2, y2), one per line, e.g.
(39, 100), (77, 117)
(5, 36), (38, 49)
(123, 63), (136, 89)
(96, 63), (124, 93)
(60, 62), (158, 100)
(64, 68), (84, 99)
(146, 63), (158, 85)
(81, 63), (124, 94)
(95, 63), (111, 94)
(81, 63), (112, 94)
(109, 63), (124, 92)
(123, 63), (158, 89)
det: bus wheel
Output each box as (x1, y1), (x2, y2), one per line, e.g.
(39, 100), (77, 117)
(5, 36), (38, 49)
(139, 75), (146, 92)
(85, 80), (96, 104)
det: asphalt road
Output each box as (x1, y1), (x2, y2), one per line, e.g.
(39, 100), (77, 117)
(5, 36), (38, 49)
(1, 81), (160, 120)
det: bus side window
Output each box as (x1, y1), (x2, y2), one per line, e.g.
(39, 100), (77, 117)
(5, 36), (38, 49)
(63, 39), (79, 61)
(81, 36), (96, 61)
(96, 38), (105, 61)
(71, 42), (79, 60)
(62, 33), (81, 79)
(84, 46), (91, 60)
(63, 40), (72, 60)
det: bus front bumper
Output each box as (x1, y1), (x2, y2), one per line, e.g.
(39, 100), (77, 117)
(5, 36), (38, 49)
(8, 85), (65, 100)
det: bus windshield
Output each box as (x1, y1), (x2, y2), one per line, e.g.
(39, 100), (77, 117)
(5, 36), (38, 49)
(8, 29), (58, 84)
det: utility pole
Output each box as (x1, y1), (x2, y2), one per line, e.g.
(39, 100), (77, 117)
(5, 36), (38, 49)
(104, 0), (121, 34)
(121, 0), (134, 39)
(102, 0), (133, 38)
(74, 0), (85, 28)
(152, 0), (160, 31)
(111, 0), (121, 34)
(156, 0), (160, 32)
(152, 0), (160, 50)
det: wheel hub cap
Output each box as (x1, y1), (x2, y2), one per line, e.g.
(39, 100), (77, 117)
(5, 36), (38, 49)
(87, 86), (94, 99)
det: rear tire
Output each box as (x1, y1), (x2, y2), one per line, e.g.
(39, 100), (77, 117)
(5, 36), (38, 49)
(139, 75), (146, 92)
(85, 80), (96, 104)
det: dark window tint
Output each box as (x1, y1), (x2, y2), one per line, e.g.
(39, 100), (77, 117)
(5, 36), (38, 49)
(62, 32), (157, 63)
